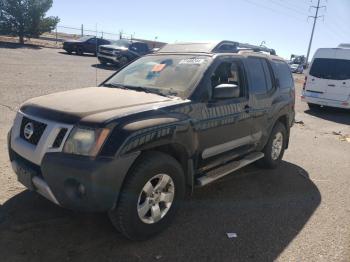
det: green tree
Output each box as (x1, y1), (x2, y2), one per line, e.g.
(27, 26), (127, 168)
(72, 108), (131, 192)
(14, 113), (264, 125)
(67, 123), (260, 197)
(0, 0), (59, 44)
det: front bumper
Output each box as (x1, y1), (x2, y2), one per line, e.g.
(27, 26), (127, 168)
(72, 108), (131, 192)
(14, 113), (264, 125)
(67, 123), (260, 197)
(8, 132), (139, 212)
(301, 93), (350, 109)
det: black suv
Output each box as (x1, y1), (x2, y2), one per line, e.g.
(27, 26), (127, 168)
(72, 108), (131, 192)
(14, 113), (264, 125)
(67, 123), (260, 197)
(98, 39), (150, 67)
(63, 36), (112, 56)
(8, 41), (295, 240)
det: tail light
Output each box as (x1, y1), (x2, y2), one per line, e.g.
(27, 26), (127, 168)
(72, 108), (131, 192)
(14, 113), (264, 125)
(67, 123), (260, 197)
(303, 76), (307, 90)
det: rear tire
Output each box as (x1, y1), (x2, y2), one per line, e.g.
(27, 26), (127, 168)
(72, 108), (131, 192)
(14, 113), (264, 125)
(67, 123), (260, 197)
(308, 103), (320, 110)
(258, 122), (287, 169)
(108, 152), (185, 240)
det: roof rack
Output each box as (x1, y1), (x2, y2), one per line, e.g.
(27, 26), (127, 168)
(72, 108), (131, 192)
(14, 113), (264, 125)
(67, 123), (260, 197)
(158, 41), (277, 55)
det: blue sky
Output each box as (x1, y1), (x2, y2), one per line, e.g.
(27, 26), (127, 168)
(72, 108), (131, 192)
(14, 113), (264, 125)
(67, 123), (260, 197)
(47, 0), (350, 59)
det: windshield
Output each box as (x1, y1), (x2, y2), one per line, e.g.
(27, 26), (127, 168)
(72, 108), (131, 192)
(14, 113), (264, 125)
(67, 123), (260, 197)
(105, 55), (210, 98)
(110, 39), (130, 47)
(310, 58), (350, 80)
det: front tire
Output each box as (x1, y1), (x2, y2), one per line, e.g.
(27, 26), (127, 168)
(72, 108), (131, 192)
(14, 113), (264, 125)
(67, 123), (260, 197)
(108, 152), (185, 240)
(76, 46), (84, 56)
(258, 122), (287, 169)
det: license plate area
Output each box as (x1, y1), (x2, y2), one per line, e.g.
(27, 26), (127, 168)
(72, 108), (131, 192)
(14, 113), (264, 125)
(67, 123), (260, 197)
(12, 161), (36, 190)
(307, 92), (321, 98)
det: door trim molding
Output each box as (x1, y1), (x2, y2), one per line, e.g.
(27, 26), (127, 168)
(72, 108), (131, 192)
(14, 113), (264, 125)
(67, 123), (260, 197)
(202, 131), (262, 159)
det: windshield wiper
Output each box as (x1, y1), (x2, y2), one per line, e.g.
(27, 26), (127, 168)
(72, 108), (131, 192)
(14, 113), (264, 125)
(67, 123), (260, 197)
(103, 83), (127, 89)
(123, 85), (176, 98)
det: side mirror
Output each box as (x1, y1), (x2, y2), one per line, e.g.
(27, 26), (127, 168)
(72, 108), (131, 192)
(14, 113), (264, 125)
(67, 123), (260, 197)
(213, 84), (240, 99)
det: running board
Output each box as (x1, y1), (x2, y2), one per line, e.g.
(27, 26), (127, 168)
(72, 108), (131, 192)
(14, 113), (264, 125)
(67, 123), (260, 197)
(196, 152), (264, 186)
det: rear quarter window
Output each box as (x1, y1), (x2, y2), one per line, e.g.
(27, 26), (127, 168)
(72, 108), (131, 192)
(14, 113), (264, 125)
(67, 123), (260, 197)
(271, 60), (294, 89)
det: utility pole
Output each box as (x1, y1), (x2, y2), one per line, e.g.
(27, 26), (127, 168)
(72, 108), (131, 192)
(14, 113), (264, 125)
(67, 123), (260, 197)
(306, 0), (326, 67)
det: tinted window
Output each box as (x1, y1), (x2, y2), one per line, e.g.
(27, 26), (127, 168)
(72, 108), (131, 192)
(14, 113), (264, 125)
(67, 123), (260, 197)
(246, 58), (268, 94)
(310, 58), (350, 80)
(211, 61), (244, 97)
(261, 60), (273, 91)
(271, 60), (293, 89)
(87, 38), (97, 44)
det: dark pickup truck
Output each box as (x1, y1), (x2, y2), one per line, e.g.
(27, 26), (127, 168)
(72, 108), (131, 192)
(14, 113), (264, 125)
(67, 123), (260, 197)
(98, 39), (150, 66)
(63, 36), (112, 56)
(8, 41), (295, 240)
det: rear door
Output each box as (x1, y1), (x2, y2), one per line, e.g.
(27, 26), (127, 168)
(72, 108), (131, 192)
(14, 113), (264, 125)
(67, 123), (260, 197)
(307, 49), (350, 101)
(325, 50), (350, 101)
(244, 57), (276, 142)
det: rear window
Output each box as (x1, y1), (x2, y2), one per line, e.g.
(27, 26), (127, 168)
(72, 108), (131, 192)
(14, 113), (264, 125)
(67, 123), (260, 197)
(271, 60), (294, 89)
(310, 58), (350, 80)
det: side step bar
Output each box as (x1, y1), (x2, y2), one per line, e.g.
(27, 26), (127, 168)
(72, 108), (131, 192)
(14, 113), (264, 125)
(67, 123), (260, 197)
(196, 152), (264, 186)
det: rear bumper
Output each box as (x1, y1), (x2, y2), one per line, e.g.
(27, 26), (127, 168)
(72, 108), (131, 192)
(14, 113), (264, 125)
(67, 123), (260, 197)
(301, 94), (350, 109)
(8, 132), (139, 212)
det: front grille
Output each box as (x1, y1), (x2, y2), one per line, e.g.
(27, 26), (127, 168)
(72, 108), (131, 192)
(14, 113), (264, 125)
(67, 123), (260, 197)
(20, 117), (47, 145)
(100, 47), (114, 52)
(52, 128), (68, 148)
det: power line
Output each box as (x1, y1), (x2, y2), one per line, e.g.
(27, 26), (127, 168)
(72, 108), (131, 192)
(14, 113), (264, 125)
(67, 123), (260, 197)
(306, 0), (326, 65)
(244, 0), (307, 22)
(267, 0), (309, 17)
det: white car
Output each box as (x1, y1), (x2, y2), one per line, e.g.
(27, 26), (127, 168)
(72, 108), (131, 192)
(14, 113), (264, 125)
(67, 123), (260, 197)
(302, 45), (350, 109)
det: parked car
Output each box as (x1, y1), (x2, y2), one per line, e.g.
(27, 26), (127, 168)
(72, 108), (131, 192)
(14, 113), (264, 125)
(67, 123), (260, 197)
(290, 63), (304, 74)
(302, 46), (350, 109)
(98, 39), (150, 66)
(8, 41), (295, 240)
(63, 36), (112, 56)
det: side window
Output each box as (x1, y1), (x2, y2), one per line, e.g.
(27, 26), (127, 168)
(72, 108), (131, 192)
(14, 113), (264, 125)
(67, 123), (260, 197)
(87, 38), (97, 44)
(211, 61), (244, 98)
(140, 43), (149, 52)
(271, 60), (294, 89)
(261, 59), (273, 91)
(245, 57), (268, 94)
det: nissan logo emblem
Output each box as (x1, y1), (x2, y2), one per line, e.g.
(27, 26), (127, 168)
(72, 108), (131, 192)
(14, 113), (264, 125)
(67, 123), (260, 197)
(24, 122), (34, 140)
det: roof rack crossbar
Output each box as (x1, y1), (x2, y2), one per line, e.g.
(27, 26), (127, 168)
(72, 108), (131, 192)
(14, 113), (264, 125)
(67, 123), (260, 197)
(212, 41), (276, 55)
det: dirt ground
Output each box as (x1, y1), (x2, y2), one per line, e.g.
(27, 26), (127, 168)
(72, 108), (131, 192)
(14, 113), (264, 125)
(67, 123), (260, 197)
(0, 45), (350, 262)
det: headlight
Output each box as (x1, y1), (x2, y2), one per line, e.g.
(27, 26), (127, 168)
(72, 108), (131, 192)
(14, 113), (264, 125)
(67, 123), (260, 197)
(63, 127), (110, 157)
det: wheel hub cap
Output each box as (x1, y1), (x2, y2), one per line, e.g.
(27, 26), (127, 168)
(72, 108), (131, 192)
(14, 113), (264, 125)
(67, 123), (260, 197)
(271, 132), (283, 160)
(137, 174), (175, 224)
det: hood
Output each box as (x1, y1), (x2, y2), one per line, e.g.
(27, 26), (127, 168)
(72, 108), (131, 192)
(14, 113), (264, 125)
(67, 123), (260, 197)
(101, 45), (128, 51)
(20, 87), (184, 125)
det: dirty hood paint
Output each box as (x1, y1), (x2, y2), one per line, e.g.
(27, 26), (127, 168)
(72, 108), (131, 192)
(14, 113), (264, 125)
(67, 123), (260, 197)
(20, 87), (182, 124)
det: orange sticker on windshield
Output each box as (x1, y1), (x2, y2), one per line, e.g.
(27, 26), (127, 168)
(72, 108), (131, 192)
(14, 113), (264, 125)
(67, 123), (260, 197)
(152, 64), (166, 72)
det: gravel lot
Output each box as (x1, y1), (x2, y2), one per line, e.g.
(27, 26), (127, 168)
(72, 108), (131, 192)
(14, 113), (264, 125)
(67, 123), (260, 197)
(0, 45), (349, 262)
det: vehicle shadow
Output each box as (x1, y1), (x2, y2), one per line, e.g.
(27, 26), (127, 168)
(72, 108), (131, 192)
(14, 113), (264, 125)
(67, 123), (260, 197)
(0, 161), (320, 262)
(58, 51), (96, 57)
(305, 107), (350, 125)
(91, 63), (120, 71)
(0, 41), (42, 50)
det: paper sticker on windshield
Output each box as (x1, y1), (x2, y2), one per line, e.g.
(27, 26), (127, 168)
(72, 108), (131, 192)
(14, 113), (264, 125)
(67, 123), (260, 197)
(152, 64), (166, 72)
(179, 58), (205, 65)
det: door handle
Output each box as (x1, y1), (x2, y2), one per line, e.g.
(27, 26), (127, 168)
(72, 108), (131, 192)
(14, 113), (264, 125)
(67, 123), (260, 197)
(328, 84), (335, 87)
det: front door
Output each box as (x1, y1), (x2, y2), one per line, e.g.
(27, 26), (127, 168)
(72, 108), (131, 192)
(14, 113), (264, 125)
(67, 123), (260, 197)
(195, 58), (253, 162)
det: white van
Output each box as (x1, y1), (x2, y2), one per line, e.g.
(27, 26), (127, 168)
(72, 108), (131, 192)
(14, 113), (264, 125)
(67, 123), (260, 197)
(302, 45), (350, 109)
